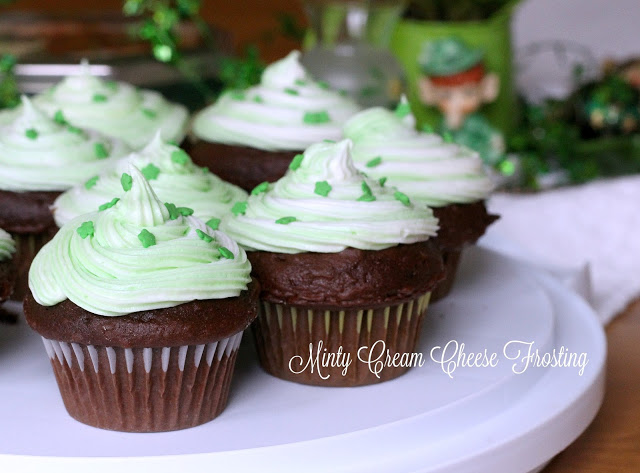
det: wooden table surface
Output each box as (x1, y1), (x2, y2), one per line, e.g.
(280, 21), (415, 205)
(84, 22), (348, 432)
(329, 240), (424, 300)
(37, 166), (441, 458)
(543, 299), (640, 472)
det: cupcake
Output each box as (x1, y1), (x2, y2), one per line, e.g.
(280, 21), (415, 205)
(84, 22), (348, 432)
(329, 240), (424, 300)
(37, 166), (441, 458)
(1, 60), (189, 149)
(0, 228), (16, 320)
(189, 51), (360, 191)
(24, 166), (257, 432)
(52, 132), (247, 227)
(0, 96), (130, 300)
(221, 139), (444, 387)
(343, 99), (497, 300)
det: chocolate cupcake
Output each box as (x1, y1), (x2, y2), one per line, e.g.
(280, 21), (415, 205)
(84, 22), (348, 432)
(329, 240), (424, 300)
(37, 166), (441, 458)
(53, 132), (247, 227)
(222, 139), (444, 387)
(1, 60), (189, 149)
(343, 98), (497, 300)
(189, 51), (360, 191)
(24, 166), (257, 432)
(0, 96), (130, 300)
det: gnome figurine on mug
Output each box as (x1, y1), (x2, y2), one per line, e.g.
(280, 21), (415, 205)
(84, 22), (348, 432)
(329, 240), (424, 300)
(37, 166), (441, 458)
(418, 37), (505, 166)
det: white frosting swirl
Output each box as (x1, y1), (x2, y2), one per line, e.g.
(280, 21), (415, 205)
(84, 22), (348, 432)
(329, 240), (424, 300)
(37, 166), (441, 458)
(343, 101), (494, 207)
(52, 133), (247, 227)
(221, 139), (438, 253)
(191, 51), (361, 151)
(0, 96), (130, 192)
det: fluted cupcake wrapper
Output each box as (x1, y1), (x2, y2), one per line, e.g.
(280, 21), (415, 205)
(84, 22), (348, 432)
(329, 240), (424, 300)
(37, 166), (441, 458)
(12, 230), (56, 301)
(430, 248), (463, 302)
(40, 332), (243, 432)
(252, 293), (431, 387)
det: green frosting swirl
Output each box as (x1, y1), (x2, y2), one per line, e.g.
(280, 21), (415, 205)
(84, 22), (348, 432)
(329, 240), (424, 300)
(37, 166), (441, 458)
(221, 139), (438, 253)
(343, 100), (494, 207)
(29, 166), (252, 316)
(3, 61), (189, 149)
(52, 133), (247, 227)
(191, 51), (360, 151)
(0, 228), (15, 262)
(0, 96), (130, 192)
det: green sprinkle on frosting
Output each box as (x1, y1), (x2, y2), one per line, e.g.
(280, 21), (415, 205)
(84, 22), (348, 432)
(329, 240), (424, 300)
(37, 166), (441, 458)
(141, 163), (160, 180)
(289, 154), (304, 170)
(361, 181), (373, 196)
(366, 156), (382, 168)
(53, 110), (67, 125)
(206, 217), (221, 230)
(275, 216), (297, 225)
(284, 87), (299, 96)
(98, 197), (120, 211)
(171, 149), (190, 165)
(231, 201), (248, 216)
(253, 95), (264, 103)
(142, 108), (157, 119)
(94, 143), (109, 159)
(177, 207), (194, 216)
(394, 191), (411, 206)
(318, 80), (330, 90)
(77, 221), (94, 239)
(357, 193), (376, 202)
(196, 228), (213, 243)
(67, 125), (83, 135)
(138, 229), (156, 248)
(303, 111), (330, 124)
(314, 180), (332, 197)
(218, 247), (234, 259)
(25, 128), (38, 140)
(378, 177), (387, 187)
(295, 79), (306, 86)
(92, 94), (108, 103)
(84, 175), (99, 189)
(164, 202), (179, 220)
(251, 181), (269, 195)
(394, 102), (411, 118)
(323, 139), (336, 143)
(121, 173), (133, 192)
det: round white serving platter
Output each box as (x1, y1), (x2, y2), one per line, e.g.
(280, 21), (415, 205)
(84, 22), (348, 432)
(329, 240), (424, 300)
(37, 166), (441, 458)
(0, 246), (606, 473)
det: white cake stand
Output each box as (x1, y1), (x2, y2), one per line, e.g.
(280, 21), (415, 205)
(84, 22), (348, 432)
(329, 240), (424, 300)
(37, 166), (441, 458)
(0, 246), (606, 473)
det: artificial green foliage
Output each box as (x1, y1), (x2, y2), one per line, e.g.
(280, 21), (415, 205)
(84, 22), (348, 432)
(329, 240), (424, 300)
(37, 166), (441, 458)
(217, 45), (265, 91)
(0, 55), (20, 110)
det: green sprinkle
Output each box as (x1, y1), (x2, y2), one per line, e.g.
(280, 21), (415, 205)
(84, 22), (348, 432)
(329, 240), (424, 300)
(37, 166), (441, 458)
(289, 154), (304, 170)
(218, 247), (234, 259)
(366, 156), (382, 168)
(67, 125), (83, 135)
(295, 79), (306, 86)
(318, 80), (330, 90)
(25, 128), (38, 140)
(98, 197), (120, 211)
(77, 221), (94, 239)
(53, 110), (67, 125)
(253, 95), (264, 103)
(284, 87), (299, 96)
(84, 175), (99, 189)
(303, 111), (330, 124)
(339, 89), (349, 96)
(196, 228), (213, 243)
(105, 80), (118, 91)
(121, 173), (132, 192)
(164, 202), (179, 220)
(314, 180), (332, 197)
(323, 139), (335, 143)
(138, 229), (156, 248)
(230, 90), (245, 100)
(94, 143), (109, 159)
(394, 102), (411, 118)
(177, 207), (193, 216)
(357, 193), (376, 202)
(141, 163), (160, 180)
(231, 201), (247, 216)
(142, 108), (157, 119)
(92, 93), (108, 103)
(171, 149), (190, 165)
(378, 177), (387, 187)
(361, 181), (372, 196)
(275, 216), (297, 225)
(206, 217), (221, 230)
(251, 181), (269, 195)
(421, 123), (434, 133)
(443, 132), (453, 143)
(394, 191), (411, 206)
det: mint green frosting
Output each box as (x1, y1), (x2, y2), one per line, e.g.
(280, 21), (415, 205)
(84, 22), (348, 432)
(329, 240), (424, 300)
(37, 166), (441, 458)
(52, 133), (247, 227)
(0, 228), (15, 262)
(221, 139), (438, 253)
(29, 166), (252, 316)
(343, 99), (494, 207)
(0, 96), (130, 192)
(191, 51), (360, 151)
(2, 61), (189, 149)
